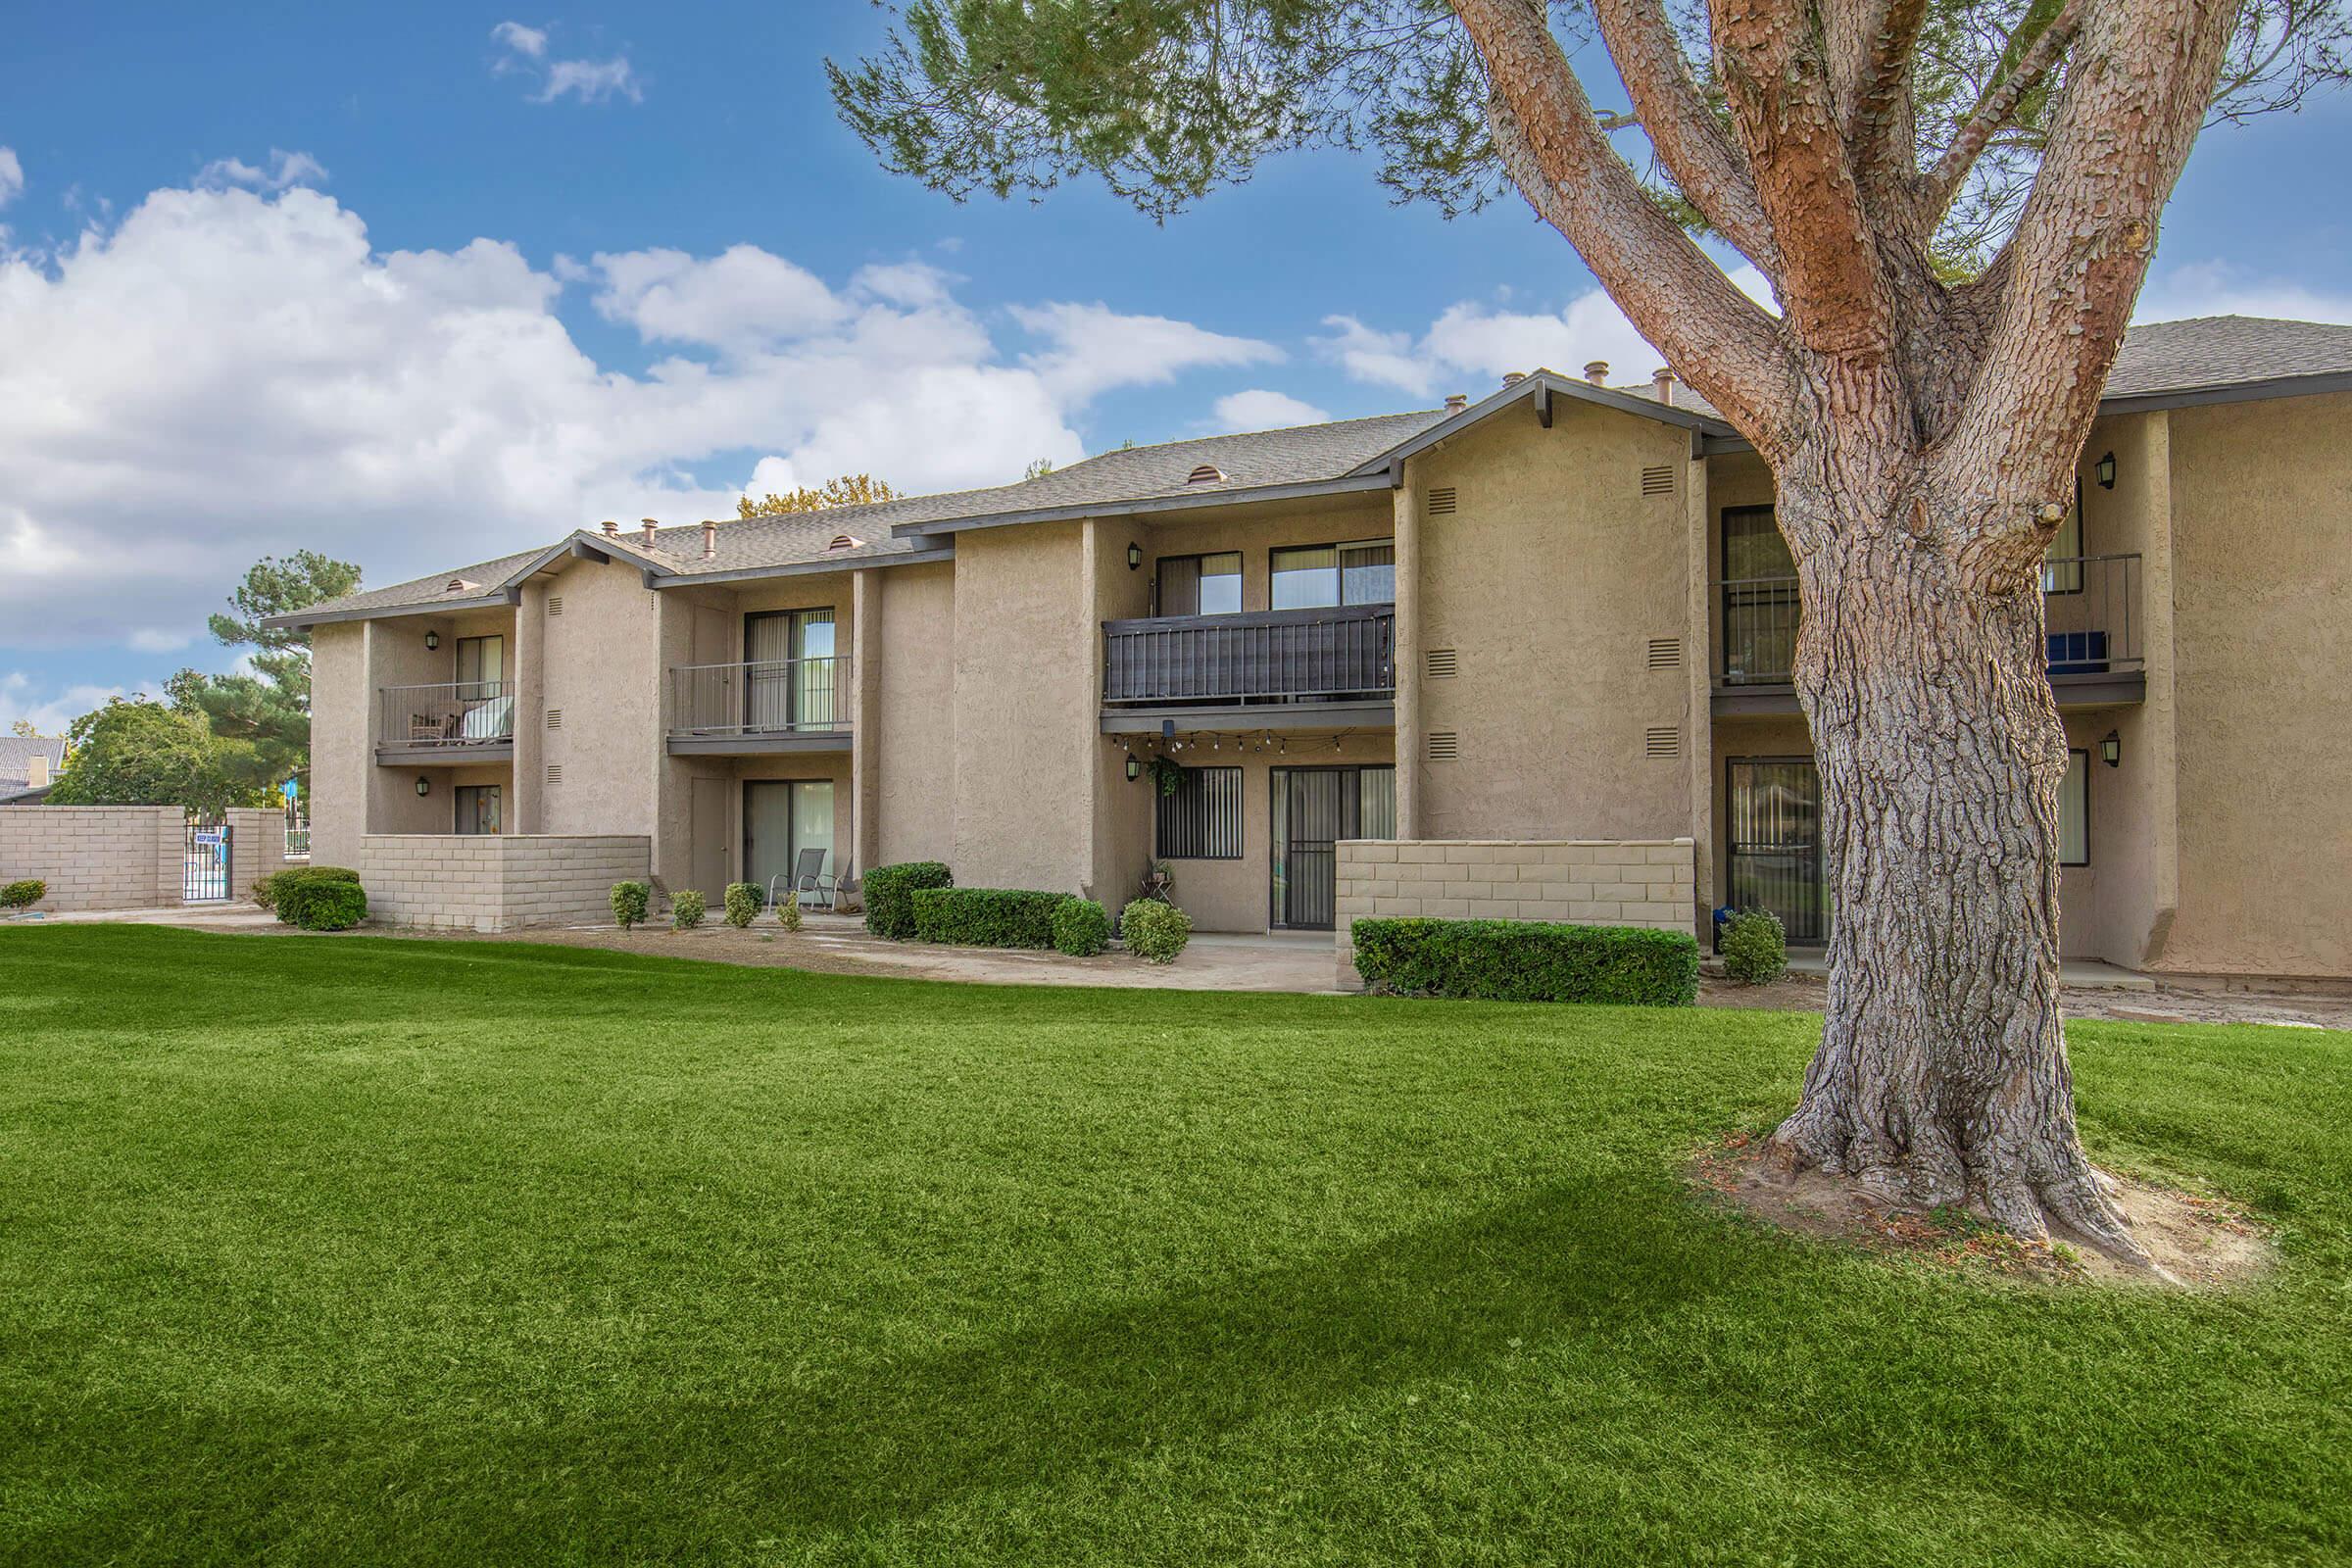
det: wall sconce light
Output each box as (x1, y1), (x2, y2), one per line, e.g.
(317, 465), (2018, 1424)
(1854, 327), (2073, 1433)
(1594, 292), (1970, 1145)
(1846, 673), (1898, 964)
(1126, 756), (1142, 783)
(2100, 730), (2121, 767)
(424, 630), (441, 651)
(1126, 542), (1143, 570)
(415, 775), (432, 797)
(2094, 452), (2116, 489)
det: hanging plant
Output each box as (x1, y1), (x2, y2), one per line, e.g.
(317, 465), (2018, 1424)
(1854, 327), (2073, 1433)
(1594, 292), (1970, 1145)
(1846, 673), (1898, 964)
(1147, 756), (1187, 797)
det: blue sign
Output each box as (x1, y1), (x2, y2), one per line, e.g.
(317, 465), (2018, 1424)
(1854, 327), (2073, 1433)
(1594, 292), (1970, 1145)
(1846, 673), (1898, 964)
(281, 778), (300, 802)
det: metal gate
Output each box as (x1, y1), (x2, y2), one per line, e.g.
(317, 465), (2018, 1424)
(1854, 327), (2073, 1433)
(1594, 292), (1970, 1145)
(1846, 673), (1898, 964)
(1726, 758), (1828, 942)
(184, 813), (231, 903)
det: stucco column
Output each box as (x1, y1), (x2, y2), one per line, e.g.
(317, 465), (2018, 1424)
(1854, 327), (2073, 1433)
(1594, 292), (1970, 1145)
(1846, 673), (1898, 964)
(1683, 447), (1714, 930)
(512, 582), (544, 833)
(1393, 466), (1423, 838)
(2134, 410), (2181, 966)
(852, 567), (882, 881)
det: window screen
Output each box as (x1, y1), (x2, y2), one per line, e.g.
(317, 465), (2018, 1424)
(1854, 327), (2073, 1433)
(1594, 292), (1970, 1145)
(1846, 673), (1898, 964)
(1158, 552), (1242, 615)
(2059, 749), (2088, 865)
(1156, 765), (1243, 858)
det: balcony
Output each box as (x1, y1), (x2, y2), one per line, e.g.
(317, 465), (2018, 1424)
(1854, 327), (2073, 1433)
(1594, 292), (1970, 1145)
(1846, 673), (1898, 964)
(666, 656), (852, 755)
(1100, 605), (1396, 733)
(1714, 554), (2146, 714)
(376, 681), (515, 761)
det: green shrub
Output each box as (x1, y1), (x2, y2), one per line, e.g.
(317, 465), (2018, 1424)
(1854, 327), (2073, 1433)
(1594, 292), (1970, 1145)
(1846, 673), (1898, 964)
(909, 886), (1068, 949)
(671, 889), (707, 931)
(1351, 917), (1697, 1005)
(1720, 907), (1788, 986)
(611, 881), (650, 930)
(863, 860), (953, 940)
(275, 871), (368, 932)
(2, 878), (47, 912)
(723, 882), (761, 929)
(775, 896), (804, 933)
(1053, 898), (1110, 956)
(250, 873), (279, 911)
(1120, 899), (1193, 964)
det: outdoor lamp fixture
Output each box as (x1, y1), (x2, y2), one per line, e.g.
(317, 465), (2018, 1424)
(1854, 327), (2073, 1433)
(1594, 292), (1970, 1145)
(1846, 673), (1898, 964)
(415, 775), (432, 797)
(1126, 542), (1143, 570)
(424, 630), (440, 651)
(1126, 756), (1142, 783)
(2095, 452), (2116, 489)
(2101, 730), (2122, 767)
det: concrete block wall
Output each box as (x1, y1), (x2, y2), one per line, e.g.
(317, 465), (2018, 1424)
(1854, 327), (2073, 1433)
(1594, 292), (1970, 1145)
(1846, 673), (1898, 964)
(1334, 837), (1699, 985)
(0, 806), (184, 912)
(359, 834), (651, 932)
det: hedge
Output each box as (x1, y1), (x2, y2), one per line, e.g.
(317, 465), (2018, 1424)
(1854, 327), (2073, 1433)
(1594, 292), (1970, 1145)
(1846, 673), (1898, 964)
(1120, 899), (1193, 964)
(864, 860), (952, 940)
(272, 866), (368, 932)
(1351, 917), (1697, 1005)
(909, 886), (1068, 949)
(1052, 898), (1110, 956)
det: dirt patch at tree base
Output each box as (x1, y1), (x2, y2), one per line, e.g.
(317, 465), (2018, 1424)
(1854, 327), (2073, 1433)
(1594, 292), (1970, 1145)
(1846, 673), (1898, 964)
(1690, 1135), (2275, 1289)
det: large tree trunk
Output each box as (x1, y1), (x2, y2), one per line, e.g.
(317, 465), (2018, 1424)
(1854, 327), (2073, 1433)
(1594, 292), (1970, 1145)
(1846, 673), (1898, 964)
(1765, 474), (2144, 1261)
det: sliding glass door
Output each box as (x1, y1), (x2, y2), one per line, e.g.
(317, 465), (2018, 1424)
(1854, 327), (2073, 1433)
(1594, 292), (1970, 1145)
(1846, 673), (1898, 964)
(743, 780), (835, 905)
(744, 610), (838, 733)
(1270, 765), (1396, 930)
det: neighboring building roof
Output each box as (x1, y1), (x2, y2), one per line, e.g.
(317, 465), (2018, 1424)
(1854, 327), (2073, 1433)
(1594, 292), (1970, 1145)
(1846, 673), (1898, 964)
(270, 315), (2350, 627)
(0, 734), (68, 790)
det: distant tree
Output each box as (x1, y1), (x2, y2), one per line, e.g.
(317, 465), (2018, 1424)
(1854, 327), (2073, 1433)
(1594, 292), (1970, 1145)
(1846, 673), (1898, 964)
(1023, 458), (1056, 480)
(8, 718), (37, 739)
(171, 551), (361, 801)
(46, 699), (268, 815)
(736, 474), (903, 517)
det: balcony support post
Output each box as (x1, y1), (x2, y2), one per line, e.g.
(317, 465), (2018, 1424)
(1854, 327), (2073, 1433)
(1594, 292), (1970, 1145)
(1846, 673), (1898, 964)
(852, 569), (881, 883)
(1394, 465), (1424, 838)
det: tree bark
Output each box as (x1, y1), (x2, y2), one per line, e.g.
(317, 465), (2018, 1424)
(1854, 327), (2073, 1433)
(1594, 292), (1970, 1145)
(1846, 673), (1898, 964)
(1765, 463), (2143, 1259)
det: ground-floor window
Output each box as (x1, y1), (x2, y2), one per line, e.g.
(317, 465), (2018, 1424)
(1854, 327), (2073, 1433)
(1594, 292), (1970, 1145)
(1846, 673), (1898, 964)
(455, 784), (502, 836)
(1271, 764), (1396, 931)
(1157, 765), (1243, 858)
(2060, 749), (2089, 865)
(744, 779), (835, 904)
(1726, 758), (1827, 943)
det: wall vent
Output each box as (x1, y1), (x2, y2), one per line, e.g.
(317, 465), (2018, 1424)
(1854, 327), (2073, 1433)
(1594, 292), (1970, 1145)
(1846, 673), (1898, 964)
(545, 763), (564, 786)
(1646, 637), (1683, 669)
(1644, 726), (1682, 759)
(1187, 464), (1226, 485)
(546, 595), (564, 616)
(1426, 485), (1458, 516)
(828, 533), (861, 551)
(1640, 465), (1676, 496)
(1426, 730), (1460, 762)
(1425, 648), (1459, 679)
(545, 709), (563, 730)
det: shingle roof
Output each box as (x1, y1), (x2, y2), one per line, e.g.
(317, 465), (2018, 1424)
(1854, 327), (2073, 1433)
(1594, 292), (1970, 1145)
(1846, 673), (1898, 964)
(276, 317), (2350, 624)
(0, 734), (68, 786)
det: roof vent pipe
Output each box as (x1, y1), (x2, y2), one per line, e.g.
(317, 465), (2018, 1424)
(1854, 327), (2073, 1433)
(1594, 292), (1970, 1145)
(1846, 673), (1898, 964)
(1444, 393), (1469, 414)
(1584, 360), (1610, 386)
(600, 519), (618, 537)
(701, 519), (717, 560)
(1651, 367), (1676, 406)
(1501, 370), (1525, 387)
(641, 517), (659, 548)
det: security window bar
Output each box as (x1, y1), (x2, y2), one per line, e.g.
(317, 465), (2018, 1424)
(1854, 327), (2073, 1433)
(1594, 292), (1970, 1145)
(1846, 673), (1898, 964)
(1156, 764), (1243, 859)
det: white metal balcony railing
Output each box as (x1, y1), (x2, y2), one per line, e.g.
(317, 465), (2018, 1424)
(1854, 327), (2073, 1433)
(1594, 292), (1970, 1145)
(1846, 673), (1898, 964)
(667, 656), (850, 737)
(377, 680), (516, 748)
(1718, 554), (2143, 685)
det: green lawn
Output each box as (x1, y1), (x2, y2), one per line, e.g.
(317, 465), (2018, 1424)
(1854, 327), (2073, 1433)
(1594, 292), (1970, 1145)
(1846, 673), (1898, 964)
(3, 926), (2347, 1566)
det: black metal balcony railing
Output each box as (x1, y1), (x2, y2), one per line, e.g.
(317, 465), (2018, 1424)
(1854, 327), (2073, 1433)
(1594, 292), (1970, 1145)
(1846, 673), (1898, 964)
(1102, 604), (1396, 706)
(1719, 554), (2143, 685)
(379, 681), (516, 747)
(668, 656), (850, 737)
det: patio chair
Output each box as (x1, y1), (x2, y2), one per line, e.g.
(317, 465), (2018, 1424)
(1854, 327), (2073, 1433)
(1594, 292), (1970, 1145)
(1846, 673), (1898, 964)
(811, 857), (853, 912)
(789, 847), (830, 910)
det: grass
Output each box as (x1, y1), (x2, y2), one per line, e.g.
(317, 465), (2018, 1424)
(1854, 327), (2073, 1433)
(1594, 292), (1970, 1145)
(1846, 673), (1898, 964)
(2, 924), (2348, 1566)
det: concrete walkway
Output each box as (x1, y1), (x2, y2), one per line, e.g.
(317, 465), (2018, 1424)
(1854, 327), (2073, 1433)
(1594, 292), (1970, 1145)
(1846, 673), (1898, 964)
(1784, 951), (2156, 991)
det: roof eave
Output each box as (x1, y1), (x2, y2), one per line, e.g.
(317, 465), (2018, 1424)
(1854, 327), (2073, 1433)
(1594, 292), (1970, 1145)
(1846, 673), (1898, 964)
(655, 545), (957, 589)
(887, 471), (1399, 540)
(259, 589), (521, 633)
(1348, 371), (1737, 478)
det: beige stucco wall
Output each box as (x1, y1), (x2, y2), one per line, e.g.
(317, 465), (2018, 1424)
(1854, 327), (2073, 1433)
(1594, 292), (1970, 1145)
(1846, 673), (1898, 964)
(308, 622), (368, 868)
(0, 805), (183, 911)
(536, 559), (662, 840)
(1414, 399), (1698, 842)
(871, 561), (957, 868)
(359, 833), (650, 931)
(1129, 493), (1395, 614)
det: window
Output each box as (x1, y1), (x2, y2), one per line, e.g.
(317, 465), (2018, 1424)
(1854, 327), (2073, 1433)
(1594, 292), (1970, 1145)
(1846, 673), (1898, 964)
(2059, 749), (2088, 865)
(1156, 764), (1243, 858)
(2042, 478), (2084, 593)
(455, 784), (502, 836)
(1156, 552), (1242, 616)
(745, 610), (838, 731)
(455, 635), (505, 697)
(1720, 507), (1798, 683)
(1270, 539), (1396, 610)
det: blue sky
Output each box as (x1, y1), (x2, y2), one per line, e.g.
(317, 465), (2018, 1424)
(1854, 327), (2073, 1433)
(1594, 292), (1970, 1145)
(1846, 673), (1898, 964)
(4, 3), (2348, 731)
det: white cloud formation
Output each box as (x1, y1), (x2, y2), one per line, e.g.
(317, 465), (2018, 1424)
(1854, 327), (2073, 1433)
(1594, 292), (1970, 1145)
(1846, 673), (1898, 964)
(1322, 265), (1778, 399)
(0, 181), (1282, 652)
(197, 149), (329, 193)
(0, 148), (23, 210)
(491, 21), (548, 59)
(1212, 389), (1330, 430)
(490, 21), (640, 104)
(2134, 260), (2352, 324)
(0, 672), (132, 736)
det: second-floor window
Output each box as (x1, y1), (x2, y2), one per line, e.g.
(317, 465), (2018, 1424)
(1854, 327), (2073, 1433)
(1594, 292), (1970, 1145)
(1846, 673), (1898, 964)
(455, 635), (505, 698)
(746, 610), (837, 731)
(1157, 552), (1242, 615)
(1271, 540), (1396, 610)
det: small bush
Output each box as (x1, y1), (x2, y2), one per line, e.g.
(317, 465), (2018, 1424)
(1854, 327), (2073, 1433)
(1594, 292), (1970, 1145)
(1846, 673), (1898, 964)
(910, 886), (1068, 949)
(671, 889), (707, 931)
(863, 860), (953, 940)
(775, 895), (804, 933)
(1720, 907), (1788, 986)
(275, 870), (368, 932)
(723, 882), (761, 929)
(250, 873), (279, 911)
(1351, 917), (1697, 1005)
(611, 881), (650, 930)
(1053, 898), (1110, 957)
(2, 878), (48, 912)
(1120, 899), (1193, 964)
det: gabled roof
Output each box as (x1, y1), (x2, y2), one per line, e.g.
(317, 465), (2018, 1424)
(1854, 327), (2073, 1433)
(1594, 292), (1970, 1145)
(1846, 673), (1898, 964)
(2101, 315), (2352, 404)
(0, 734), (70, 786)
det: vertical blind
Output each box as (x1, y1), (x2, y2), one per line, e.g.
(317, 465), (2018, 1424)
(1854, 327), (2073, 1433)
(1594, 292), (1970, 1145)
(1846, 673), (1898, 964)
(1156, 765), (1244, 858)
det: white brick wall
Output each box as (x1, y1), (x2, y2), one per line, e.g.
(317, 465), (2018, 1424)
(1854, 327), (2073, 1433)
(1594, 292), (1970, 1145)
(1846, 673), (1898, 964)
(359, 834), (652, 932)
(1334, 837), (1699, 987)
(0, 806), (184, 912)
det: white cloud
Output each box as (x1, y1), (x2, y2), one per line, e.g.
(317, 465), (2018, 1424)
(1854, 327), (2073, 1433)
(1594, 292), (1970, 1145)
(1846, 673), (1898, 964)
(490, 22), (640, 104)
(0, 181), (1275, 651)
(0, 148), (23, 210)
(198, 149), (328, 193)
(0, 672), (133, 736)
(126, 627), (195, 653)
(1212, 389), (1330, 430)
(491, 21), (548, 59)
(2134, 260), (2352, 324)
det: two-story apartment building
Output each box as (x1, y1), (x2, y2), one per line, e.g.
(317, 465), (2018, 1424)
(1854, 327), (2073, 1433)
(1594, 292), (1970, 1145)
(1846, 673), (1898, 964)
(273, 316), (2352, 982)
